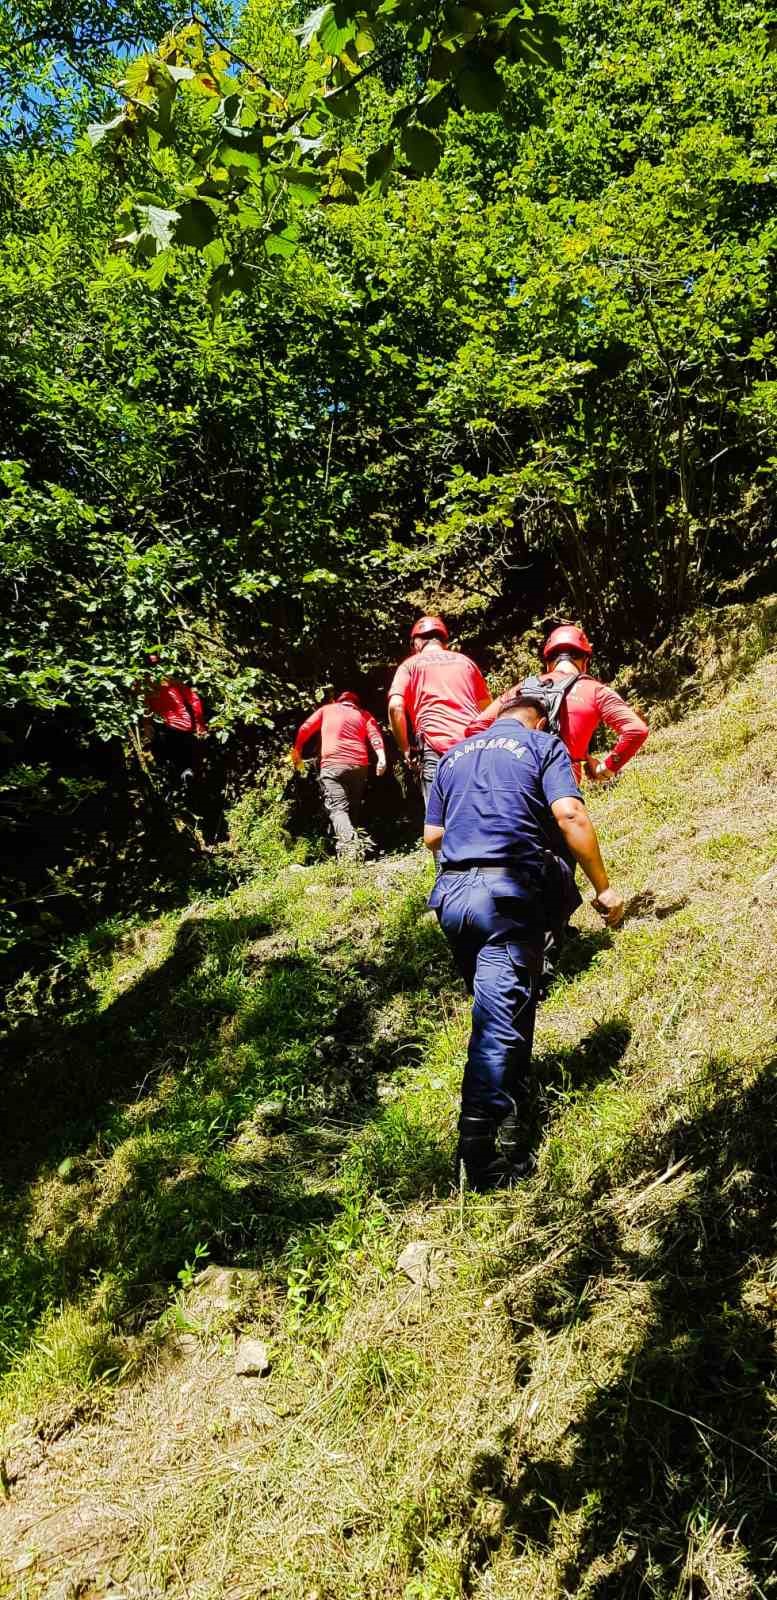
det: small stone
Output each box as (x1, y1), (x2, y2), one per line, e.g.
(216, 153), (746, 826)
(396, 1240), (441, 1290)
(288, 864), (306, 874)
(234, 1337), (271, 1377)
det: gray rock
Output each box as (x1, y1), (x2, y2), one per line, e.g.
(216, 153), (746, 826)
(185, 1264), (262, 1332)
(234, 1337), (271, 1377)
(194, 1263), (260, 1299)
(396, 1240), (441, 1290)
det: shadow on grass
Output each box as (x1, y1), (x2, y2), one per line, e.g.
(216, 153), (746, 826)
(0, 870), (451, 1364)
(539, 1017), (632, 1094)
(0, 908), (281, 1185)
(555, 927), (613, 983)
(472, 1053), (777, 1598)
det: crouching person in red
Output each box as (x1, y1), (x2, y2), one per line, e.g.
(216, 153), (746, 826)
(292, 691), (386, 859)
(424, 688), (625, 1192)
(141, 652), (208, 791)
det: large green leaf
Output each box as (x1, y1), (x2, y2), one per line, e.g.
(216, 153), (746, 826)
(146, 248), (174, 289)
(298, 4), (329, 48)
(417, 90), (451, 129)
(216, 141), (263, 173)
(174, 200), (219, 249)
(207, 261), (254, 316)
(300, 2), (358, 54)
(366, 142), (396, 187)
(509, 15), (563, 67)
(446, 7), (484, 39)
(265, 224), (301, 257)
(273, 167), (323, 206)
(533, 12), (564, 68)
(324, 84), (360, 118)
(86, 113), (127, 148)
(456, 59), (505, 111)
(400, 125), (443, 174)
(429, 42), (464, 79)
(139, 204), (179, 249)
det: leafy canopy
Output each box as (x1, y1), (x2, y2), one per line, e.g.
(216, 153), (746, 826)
(86, 0), (562, 297)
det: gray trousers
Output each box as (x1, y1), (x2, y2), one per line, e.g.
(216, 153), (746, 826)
(319, 765), (369, 855)
(420, 742), (441, 809)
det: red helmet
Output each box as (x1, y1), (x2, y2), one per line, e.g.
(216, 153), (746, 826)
(336, 690), (361, 706)
(410, 615), (449, 643)
(543, 624), (592, 662)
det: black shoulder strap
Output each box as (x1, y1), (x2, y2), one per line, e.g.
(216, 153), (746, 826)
(553, 670), (580, 702)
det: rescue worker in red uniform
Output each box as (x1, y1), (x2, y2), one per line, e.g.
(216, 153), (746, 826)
(475, 625), (648, 784)
(292, 691), (386, 858)
(470, 626), (646, 995)
(141, 653), (208, 788)
(388, 616), (491, 805)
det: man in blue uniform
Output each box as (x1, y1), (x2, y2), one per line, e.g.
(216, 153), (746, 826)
(424, 688), (625, 1192)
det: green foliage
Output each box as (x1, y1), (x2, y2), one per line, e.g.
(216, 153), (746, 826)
(83, 0), (562, 288)
(225, 774), (301, 875)
(0, 0), (183, 145)
(1, 0), (775, 961)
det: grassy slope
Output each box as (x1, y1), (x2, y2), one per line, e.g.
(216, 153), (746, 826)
(1, 643), (777, 1599)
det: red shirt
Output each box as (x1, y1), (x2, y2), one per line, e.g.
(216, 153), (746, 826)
(471, 669), (648, 782)
(294, 702), (385, 770)
(389, 646), (490, 754)
(145, 679), (207, 735)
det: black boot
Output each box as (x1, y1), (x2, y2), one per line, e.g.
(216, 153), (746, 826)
(456, 1111), (534, 1193)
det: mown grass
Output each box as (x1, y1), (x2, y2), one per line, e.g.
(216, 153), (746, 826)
(1, 649), (777, 1600)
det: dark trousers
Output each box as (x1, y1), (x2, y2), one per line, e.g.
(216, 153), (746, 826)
(153, 726), (201, 783)
(319, 765), (368, 856)
(542, 840), (580, 980)
(429, 859), (579, 1119)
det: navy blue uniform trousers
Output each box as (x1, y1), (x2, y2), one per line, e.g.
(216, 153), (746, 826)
(429, 860), (579, 1119)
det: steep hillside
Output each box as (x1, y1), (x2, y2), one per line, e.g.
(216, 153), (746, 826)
(1, 645), (776, 1599)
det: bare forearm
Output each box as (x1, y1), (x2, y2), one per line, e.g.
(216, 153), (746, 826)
(556, 811), (609, 894)
(389, 700), (410, 755)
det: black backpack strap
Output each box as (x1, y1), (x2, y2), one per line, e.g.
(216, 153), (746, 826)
(552, 670), (580, 705)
